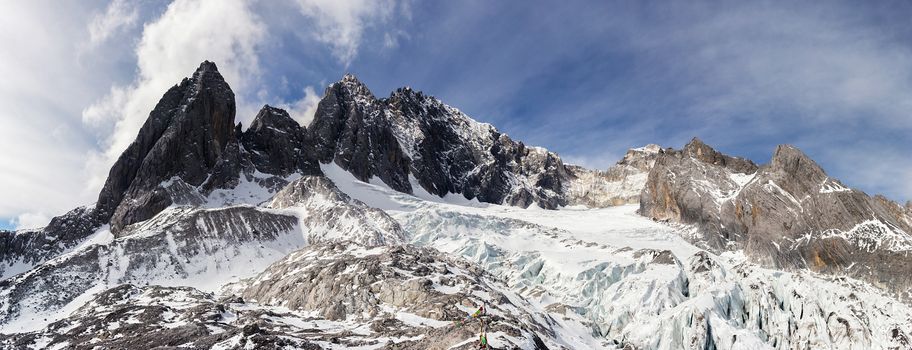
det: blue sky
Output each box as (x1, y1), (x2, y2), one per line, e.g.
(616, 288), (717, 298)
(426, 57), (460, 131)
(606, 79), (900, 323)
(1, 0), (911, 230)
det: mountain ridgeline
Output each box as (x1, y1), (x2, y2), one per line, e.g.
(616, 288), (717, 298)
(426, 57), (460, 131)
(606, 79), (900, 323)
(640, 139), (912, 300)
(4, 61), (912, 295)
(1, 61), (912, 349)
(86, 66), (648, 238)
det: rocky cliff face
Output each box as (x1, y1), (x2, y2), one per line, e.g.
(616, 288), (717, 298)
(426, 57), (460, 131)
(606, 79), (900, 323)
(640, 139), (912, 301)
(241, 105), (320, 177)
(564, 144), (663, 207)
(96, 61), (241, 234)
(309, 76), (571, 209)
(0, 206), (102, 280)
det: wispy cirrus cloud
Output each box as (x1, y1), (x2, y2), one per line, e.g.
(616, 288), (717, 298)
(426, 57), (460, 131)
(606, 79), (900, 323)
(292, 0), (409, 66)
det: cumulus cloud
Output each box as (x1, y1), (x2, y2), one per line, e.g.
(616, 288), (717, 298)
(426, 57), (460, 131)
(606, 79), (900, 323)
(283, 86), (322, 126)
(0, 2), (111, 229)
(11, 212), (52, 230)
(82, 0), (267, 195)
(87, 0), (138, 46)
(1, 0), (414, 229)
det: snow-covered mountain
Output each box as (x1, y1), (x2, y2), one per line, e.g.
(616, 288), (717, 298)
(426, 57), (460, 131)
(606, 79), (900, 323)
(1, 61), (911, 350)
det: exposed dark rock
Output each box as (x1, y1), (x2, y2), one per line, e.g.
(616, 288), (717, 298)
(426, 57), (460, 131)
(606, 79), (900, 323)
(309, 77), (570, 209)
(96, 61), (240, 234)
(309, 75), (412, 193)
(0, 206), (103, 280)
(241, 105), (320, 177)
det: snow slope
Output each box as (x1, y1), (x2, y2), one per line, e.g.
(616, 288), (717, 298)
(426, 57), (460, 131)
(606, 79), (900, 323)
(2, 160), (910, 349)
(323, 162), (912, 349)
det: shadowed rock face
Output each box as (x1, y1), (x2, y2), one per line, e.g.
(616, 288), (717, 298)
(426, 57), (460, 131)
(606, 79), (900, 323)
(0, 206), (300, 327)
(640, 139), (912, 301)
(96, 61), (240, 233)
(308, 76), (570, 209)
(0, 206), (102, 280)
(309, 75), (412, 194)
(242, 105), (320, 177)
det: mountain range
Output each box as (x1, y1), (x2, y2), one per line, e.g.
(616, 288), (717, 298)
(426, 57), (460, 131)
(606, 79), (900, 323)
(1, 61), (910, 349)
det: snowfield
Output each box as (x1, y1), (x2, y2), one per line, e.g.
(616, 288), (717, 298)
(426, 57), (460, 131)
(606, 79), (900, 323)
(1, 163), (910, 349)
(323, 163), (912, 349)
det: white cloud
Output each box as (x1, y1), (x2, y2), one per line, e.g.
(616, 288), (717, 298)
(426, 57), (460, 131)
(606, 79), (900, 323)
(293, 0), (401, 65)
(82, 0), (267, 196)
(283, 86), (321, 126)
(1, 0), (414, 228)
(12, 212), (51, 230)
(0, 2), (111, 226)
(87, 0), (138, 46)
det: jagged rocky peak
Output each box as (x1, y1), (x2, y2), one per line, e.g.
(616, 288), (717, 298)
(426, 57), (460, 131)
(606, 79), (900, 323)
(240, 104), (319, 177)
(96, 61), (241, 234)
(308, 73), (412, 193)
(641, 139), (912, 301)
(618, 143), (662, 171)
(769, 144), (827, 179)
(307, 73), (570, 209)
(680, 137), (758, 174)
(339, 73), (374, 96)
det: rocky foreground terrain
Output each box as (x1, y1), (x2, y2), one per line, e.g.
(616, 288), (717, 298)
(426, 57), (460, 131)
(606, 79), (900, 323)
(1, 61), (911, 349)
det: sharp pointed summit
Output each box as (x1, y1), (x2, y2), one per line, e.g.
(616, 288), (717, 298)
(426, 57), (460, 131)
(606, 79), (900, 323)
(96, 60), (239, 233)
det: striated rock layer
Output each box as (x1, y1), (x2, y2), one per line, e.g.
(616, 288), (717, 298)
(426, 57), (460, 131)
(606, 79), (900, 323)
(640, 138), (912, 301)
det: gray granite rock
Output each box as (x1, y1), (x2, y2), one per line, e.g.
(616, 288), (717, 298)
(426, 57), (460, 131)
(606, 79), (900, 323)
(308, 76), (570, 209)
(640, 139), (912, 301)
(241, 105), (320, 177)
(96, 61), (241, 234)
